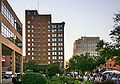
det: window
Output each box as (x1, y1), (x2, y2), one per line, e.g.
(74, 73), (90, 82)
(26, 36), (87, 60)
(28, 43), (30, 46)
(58, 34), (63, 37)
(52, 43), (57, 46)
(52, 29), (56, 33)
(31, 25), (34, 28)
(58, 29), (63, 32)
(48, 39), (50, 42)
(52, 52), (57, 55)
(48, 29), (50, 32)
(48, 21), (50, 24)
(48, 34), (50, 37)
(28, 48), (30, 51)
(48, 25), (50, 28)
(28, 25), (30, 28)
(58, 43), (63, 46)
(52, 38), (56, 42)
(48, 52), (51, 55)
(28, 52), (30, 55)
(48, 43), (50, 46)
(32, 48), (34, 51)
(58, 25), (63, 28)
(2, 3), (15, 27)
(32, 57), (34, 60)
(58, 47), (63, 50)
(52, 47), (57, 51)
(28, 29), (30, 32)
(58, 38), (63, 41)
(48, 48), (51, 51)
(59, 56), (63, 59)
(52, 56), (57, 60)
(48, 61), (50, 64)
(28, 34), (30, 37)
(28, 21), (30, 24)
(52, 34), (56, 37)
(58, 52), (63, 55)
(28, 39), (30, 42)
(52, 25), (56, 28)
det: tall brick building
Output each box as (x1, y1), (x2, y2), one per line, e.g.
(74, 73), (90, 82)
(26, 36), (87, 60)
(25, 10), (65, 68)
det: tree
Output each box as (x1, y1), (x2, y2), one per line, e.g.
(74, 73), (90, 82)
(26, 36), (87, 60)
(21, 72), (47, 84)
(95, 12), (120, 65)
(77, 53), (96, 73)
(24, 60), (39, 72)
(46, 62), (61, 77)
(68, 55), (80, 71)
(110, 12), (120, 45)
(68, 53), (96, 74)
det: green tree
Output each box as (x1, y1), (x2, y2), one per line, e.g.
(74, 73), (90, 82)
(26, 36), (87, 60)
(77, 53), (96, 73)
(95, 12), (120, 65)
(68, 53), (96, 74)
(46, 62), (61, 77)
(68, 55), (80, 71)
(21, 72), (47, 84)
(24, 60), (39, 72)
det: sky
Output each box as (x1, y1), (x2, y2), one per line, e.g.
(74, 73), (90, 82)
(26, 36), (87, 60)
(8, 0), (120, 61)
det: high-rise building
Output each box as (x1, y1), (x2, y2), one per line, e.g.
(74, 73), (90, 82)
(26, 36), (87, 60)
(73, 37), (99, 58)
(0, 0), (23, 83)
(25, 10), (65, 68)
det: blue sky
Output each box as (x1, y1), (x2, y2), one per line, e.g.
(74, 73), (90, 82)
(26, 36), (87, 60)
(8, 0), (120, 61)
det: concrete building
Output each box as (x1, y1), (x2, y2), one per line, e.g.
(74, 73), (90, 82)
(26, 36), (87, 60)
(0, 0), (23, 83)
(73, 37), (99, 58)
(25, 10), (65, 68)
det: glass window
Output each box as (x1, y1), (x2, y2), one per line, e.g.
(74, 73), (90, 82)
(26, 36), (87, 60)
(52, 25), (56, 28)
(28, 25), (30, 28)
(48, 52), (51, 55)
(48, 25), (50, 28)
(48, 39), (50, 42)
(28, 21), (30, 24)
(58, 43), (63, 46)
(28, 48), (30, 51)
(48, 43), (50, 46)
(52, 43), (57, 46)
(58, 25), (63, 28)
(28, 43), (30, 46)
(48, 57), (51, 60)
(52, 29), (56, 32)
(28, 52), (30, 55)
(52, 38), (56, 42)
(52, 34), (56, 37)
(48, 61), (50, 64)
(48, 48), (50, 51)
(58, 29), (63, 32)
(48, 34), (50, 37)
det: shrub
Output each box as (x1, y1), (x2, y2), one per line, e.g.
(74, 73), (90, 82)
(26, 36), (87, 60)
(21, 72), (47, 84)
(82, 80), (94, 84)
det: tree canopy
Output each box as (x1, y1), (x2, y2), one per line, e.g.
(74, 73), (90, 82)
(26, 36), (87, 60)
(46, 62), (61, 77)
(24, 60), (39, 72)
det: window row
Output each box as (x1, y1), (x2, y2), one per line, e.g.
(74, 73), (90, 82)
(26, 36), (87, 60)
(2, 2), (15, 27)
(48, 43), (63, 46)
(52, 25), (63, 28)
(48, 52), (63, 55)
(1, 23), (14, 41)
(48, 56), (63, 60)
